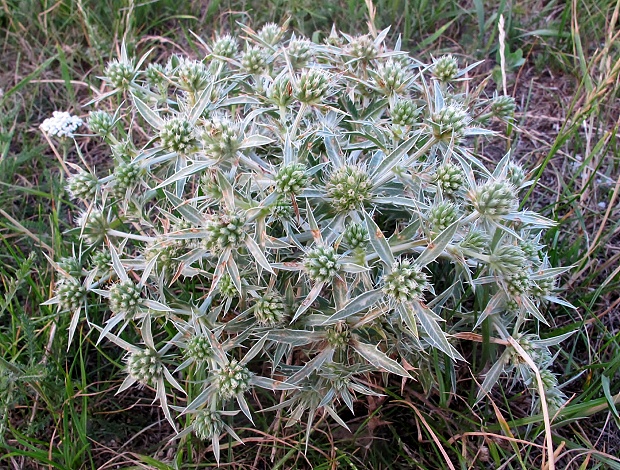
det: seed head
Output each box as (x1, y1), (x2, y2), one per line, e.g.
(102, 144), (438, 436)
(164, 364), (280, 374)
(391, 99), (417, 126)
(383, 259), (429, 303)
(253, 291), (286, 327)
(432, 55), (459, 82)
(459, 230), (489, 253)
(295, 69), (330, 104)
(56, 279), (86, 311)
(127, 348), (162, 385)
(531, 276), (555, 298)
(160, 118), (196, 154)
(56, 257), (82, 278)
(325, 165), (372, 213)
(303, 246), (340, 282)
(104, 59), (135, 90)
(109, 280), (142, 316)
(215, 359), (252, 400)
(275, 163), (308, 196)
(87, 110), (114, 137)
(468, 180), (517, 218)
(67, 170), (99, 200)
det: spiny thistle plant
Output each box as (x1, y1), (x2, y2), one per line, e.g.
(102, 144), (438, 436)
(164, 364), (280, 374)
(43, 22), (575, 463)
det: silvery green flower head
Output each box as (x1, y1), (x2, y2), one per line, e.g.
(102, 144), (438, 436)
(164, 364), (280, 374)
(432, 55), (459, 83)
(66, 170), (99, 200)
(431, 104), (471, 142)
(346, 34), (378, 62)
(212, 34), (238, 58)
(40, 111), (83, 138)
(468, 179), (518, 219)
(104, 59), (135, 90)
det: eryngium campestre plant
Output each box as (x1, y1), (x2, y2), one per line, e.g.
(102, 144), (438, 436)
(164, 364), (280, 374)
(45, 24), (575, 461)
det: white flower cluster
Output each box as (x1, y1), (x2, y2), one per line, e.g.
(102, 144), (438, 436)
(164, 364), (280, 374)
(40, 111), (83, 138)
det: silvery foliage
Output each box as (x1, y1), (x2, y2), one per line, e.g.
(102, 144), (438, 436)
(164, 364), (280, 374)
(44, 22), (575, 461)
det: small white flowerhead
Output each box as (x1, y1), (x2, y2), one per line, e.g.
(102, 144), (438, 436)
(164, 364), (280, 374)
(40, 111), (83, 138)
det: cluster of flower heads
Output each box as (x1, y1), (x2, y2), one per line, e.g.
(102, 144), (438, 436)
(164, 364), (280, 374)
(40, 111), (83, 138)
(44, 22), (573, 463)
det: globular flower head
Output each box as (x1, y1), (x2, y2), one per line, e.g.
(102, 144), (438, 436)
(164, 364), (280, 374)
(204, 212), (247, 251)
(428, 201), (459, 234)
(504, 271), (531, 297)
(212, 35), (238, 58)
(201, 117), (242, 160)
(507, 162), (527, 189)
(56, 279), (86, 311)
(145, 238), (182, 275)
(303, 246), (340, 282)
(326, 327), (350, 349)
(468, 180), (517, 218)
(109, 279), (142, 316)
(267, 75), (294, 108)
(346, 35), (378, 61)
(185, 335), (214, 363)
(258, 23), (283, 45)
(219, 273), (239, 298)
(491, 95), (516, 118)
(87, 110), (114, 137)
(176, 58), (210, 92)
(241, 46), (268, 74)
(56, 256), (82, 278)
(269, 196), (295, 220)
(253, 291), (286, 327)
(127, 348), (163, 386)
(459, 230), (489, 253)
(288, 39), (313, 68)
(275, 163), (308, 196)
(160, 117), (196, 154)
(215, 359), (252, 400)
(390, 99), (418, 126)
(343, 223), (369, 250)
(489, 245), (528, 275)
(295, 69), (330, 105)
(431, 105), (470, 141)
(76, 209), (110, 245)
(104, 59), (135, 90)
(383, 259), (429, 303)
(325, 165), (372, 213)
(112, 161), (143, 196)
(40, 111), (83, 138)
(375, 60), (408, 94)
(432, 55), (459, 82)
(193, 409), (225, 440)
(434, 162), (465, 195)
(531, 276), (556, 298)
(67, 170), (99, 200)
(145, 63), (166, 86)
(91, 250), (112, 273)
